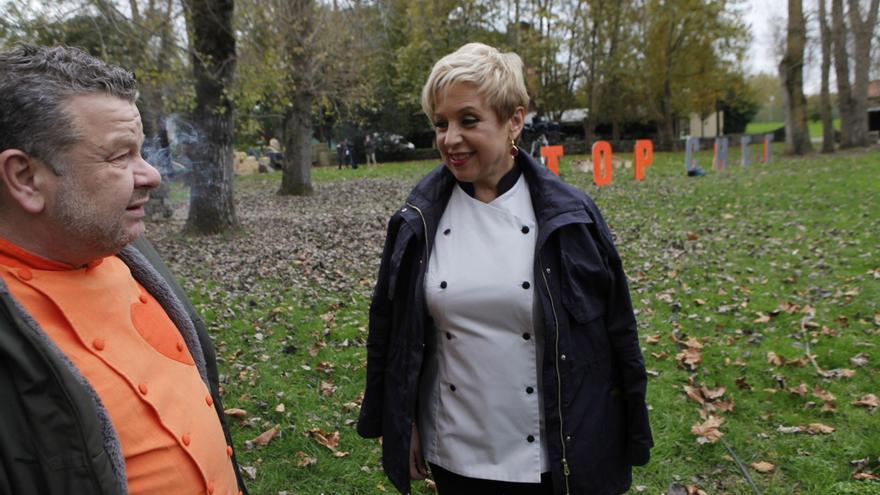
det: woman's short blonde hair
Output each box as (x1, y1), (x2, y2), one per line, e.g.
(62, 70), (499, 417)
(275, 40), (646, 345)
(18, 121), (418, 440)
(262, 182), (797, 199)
(421, 43), (529, 122)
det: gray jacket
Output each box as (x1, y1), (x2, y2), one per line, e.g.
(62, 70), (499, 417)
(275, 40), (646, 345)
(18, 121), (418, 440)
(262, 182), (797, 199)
(0, 237), (248, 494)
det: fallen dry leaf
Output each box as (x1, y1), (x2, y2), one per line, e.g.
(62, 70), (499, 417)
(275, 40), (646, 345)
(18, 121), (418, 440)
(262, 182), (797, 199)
(295, 451), (317, 467)
(805, 423), (835, 435)
(676, 348), (703, 370)
(684, 385), (705, 405)
(767, 352), (783, 366)
(825, 368), (856, 379)
(812, 386), (836, 403)
(854, 472), (880, 481)
(691, 415), (724, 444)
(224, 408), (248, 418)
(702, 386), (726, 400)
(777, 425), (803, 434)
(250, 425), (281, 447)
(316, 361), (336, 373)
(713, 398), (736, 412)
(308, 428), (340, 449)
(788, 383), (809, 396)
(849, 353), (869, 367)
(754, 313), (772, 324)
(646, 334), (661, 344)
(852, 394), (879, 409)
(776, 301), (800, 313)
(308, 340), (327, 357)
(275, 403), (286, 413)
(307, 428), (350, 457)
(735, 376), (752, 390)
(320, 380), (337, 396)
(751, 461), (775, 473)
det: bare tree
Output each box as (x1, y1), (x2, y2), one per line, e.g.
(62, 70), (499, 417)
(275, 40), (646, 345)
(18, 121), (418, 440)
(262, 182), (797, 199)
(278, 0), (317, 196)
(779, 0), (813, 154)
(832, 0), (857, 147)
(818, 0), (836, 152)
(182, 0), (240, 233)
(847, 0), (880, 146)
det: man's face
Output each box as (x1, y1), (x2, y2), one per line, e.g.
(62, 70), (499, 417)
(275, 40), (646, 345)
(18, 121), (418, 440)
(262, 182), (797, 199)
(43, 94), (161, 261)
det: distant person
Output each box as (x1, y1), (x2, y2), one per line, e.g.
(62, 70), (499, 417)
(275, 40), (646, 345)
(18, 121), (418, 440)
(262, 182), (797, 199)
(336, 140), (346, 169)
(530, 132), (549, 163)
(267, 137), (283, 170)
(344, 138), (358, 169)
(365, 133), (378, 166)
(0, 44), (248, 494)
(358, 42), (653, 495)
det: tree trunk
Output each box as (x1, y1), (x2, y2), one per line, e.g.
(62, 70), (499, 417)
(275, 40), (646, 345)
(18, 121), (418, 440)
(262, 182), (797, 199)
(779, 0), (813, 155)
(611, 117), (621, 143)
(818, 0), (835, 152)
(279, 92), (315, 195)
(832, 0), (856, 148)
(183, 0), (240, 234)
(278, 0), (316, 196)
(847, 0), (880, 146)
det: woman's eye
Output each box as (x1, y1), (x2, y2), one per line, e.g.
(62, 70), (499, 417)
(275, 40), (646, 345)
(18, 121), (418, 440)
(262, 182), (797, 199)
(462, 116), (479, 126)
(434, 121), (448, 130)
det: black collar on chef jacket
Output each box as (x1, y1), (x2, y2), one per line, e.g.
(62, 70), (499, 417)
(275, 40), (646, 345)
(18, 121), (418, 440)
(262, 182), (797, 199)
(457, 159), (522, 199)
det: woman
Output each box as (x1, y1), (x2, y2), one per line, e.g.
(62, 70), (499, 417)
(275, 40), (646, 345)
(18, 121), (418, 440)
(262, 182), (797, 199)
(357, 43), (653, 495)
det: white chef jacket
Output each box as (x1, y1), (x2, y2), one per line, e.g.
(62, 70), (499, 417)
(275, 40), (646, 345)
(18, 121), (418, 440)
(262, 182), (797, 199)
(419, 174), (549, 482)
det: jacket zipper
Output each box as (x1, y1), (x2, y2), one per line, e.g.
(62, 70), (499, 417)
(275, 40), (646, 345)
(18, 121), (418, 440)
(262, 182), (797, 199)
(540, 256), (571, 494)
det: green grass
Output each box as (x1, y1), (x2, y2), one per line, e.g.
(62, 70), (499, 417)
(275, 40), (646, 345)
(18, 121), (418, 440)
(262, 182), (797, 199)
(746, 119), (841, 138)
(177, 145), (878, 494)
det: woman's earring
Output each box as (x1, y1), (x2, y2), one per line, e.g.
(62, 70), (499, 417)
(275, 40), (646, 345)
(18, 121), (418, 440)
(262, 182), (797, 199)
(510, 138), (519, 157)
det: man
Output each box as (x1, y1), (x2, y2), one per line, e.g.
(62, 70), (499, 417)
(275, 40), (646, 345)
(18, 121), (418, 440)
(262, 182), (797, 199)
(0, 44), (247, 494)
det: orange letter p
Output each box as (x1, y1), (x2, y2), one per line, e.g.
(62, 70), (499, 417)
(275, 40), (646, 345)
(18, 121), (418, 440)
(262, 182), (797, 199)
(634, 140), (653, 181)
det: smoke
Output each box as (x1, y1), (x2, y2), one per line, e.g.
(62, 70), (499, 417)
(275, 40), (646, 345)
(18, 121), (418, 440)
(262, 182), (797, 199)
(141, 114), (203, 179)
(141, 114), (204, 220)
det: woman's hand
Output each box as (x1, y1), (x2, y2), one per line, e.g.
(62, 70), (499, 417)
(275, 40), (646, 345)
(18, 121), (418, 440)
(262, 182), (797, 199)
(409, 423), (427, 480)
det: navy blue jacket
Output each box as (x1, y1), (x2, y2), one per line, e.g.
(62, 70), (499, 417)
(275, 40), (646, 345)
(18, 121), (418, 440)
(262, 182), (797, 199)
(357, 150), (652, 494)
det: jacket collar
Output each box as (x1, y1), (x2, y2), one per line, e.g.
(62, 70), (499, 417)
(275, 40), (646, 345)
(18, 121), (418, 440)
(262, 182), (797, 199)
(400, 148), (590, 245)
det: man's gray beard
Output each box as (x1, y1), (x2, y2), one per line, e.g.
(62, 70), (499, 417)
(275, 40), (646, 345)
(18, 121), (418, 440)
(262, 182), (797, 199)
(54, 180), (141, 257)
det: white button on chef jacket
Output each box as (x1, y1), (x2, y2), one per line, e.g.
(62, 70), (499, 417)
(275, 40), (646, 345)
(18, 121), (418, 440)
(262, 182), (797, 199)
(419, 174), (549, 482)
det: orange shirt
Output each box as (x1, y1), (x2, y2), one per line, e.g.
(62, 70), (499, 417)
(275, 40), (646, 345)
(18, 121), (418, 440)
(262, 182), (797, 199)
(0, 237), (239, 495)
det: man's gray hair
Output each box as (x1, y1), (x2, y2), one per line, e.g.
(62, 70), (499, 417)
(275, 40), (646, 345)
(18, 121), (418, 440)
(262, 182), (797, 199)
(0, 44), (138, 174)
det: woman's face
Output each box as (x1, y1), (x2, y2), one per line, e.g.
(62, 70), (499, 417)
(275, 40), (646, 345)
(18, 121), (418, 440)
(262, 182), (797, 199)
(432, 82), (524, 190)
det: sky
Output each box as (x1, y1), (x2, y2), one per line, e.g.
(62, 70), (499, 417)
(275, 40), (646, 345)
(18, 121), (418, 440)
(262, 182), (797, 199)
(744, 0), (823, 93)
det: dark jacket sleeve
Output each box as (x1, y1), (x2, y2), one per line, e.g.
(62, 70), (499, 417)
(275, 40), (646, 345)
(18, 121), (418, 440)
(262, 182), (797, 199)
(356, 216), (402, 438)
(583, 200), (653, 466)
(131, 237), (250, 494)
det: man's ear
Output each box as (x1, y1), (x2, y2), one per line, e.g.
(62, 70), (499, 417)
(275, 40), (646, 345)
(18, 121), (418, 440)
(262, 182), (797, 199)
(0, 149), (48, 214)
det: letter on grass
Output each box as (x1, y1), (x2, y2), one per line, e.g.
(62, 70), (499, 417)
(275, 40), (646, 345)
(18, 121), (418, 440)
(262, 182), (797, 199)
(684, 136), (700, 172)
(740, 136), (751, 167)
(762, 134), (774, 163)
(713, 137), (729, 170)
(592, 141), (612, 186)
(541, 145), (564, 176)
(634, 140), (653, 181)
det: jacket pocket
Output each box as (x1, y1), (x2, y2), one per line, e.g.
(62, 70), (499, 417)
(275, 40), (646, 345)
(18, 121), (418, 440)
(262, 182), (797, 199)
(558, 229), (610, 325)
(560, 251), (612, 374)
